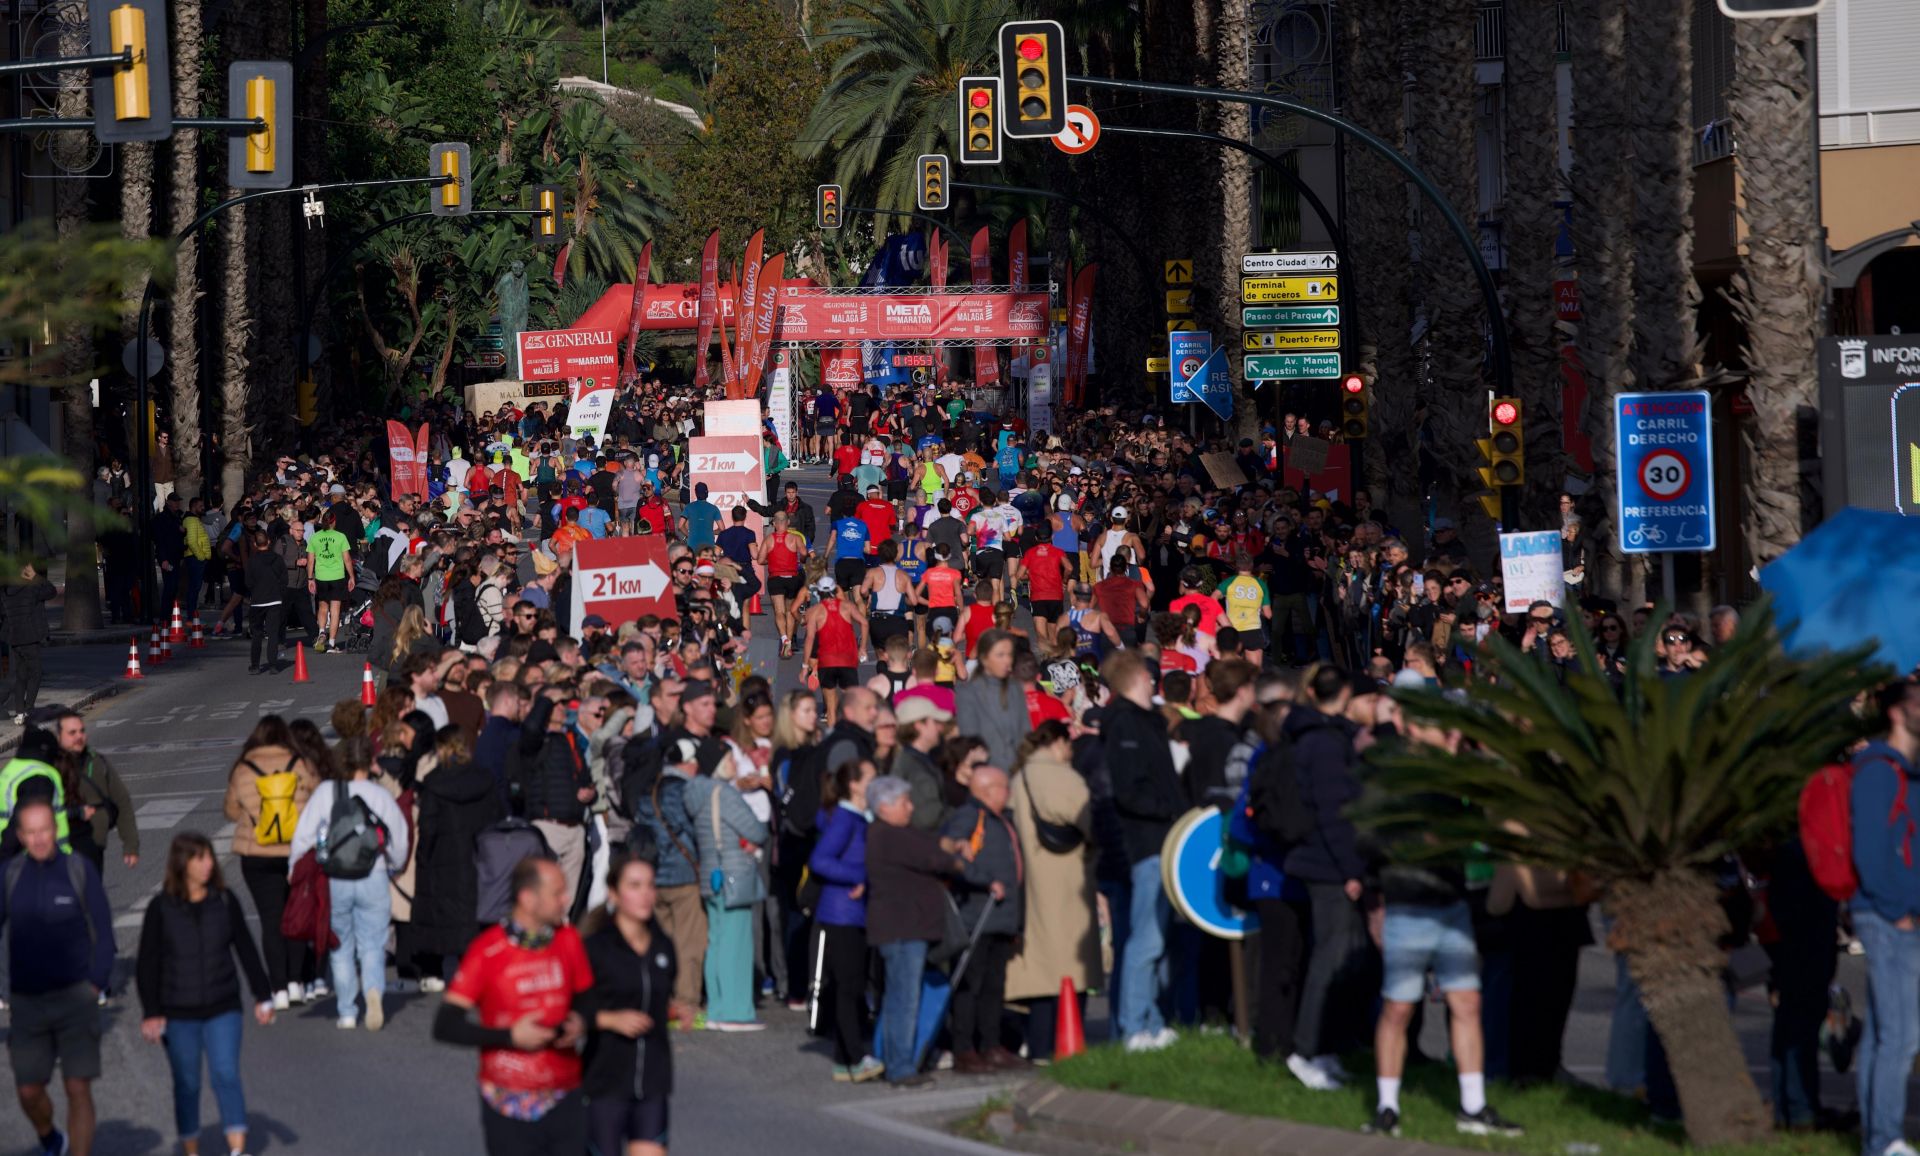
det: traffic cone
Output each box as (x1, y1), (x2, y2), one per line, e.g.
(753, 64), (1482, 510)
(1055, 977), (1086, 1059)
(160, 633), (174, 665)
(188, 616), (206, 649)
(748, 592), (763, 615)
(147, 625), (164, 666)
(292, 642), (310, 683)
(360, 662), (378, 706)
(168, 602), (186, 643)
(123, 638), (144, 680)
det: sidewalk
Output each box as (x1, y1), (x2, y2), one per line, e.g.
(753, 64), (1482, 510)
(0, 638), (166, 741)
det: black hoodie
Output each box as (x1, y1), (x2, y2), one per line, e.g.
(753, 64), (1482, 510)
(1279, 706), (1366, 885)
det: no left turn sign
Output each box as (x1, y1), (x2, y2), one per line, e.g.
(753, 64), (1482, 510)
(1053, 105), (1100, 155)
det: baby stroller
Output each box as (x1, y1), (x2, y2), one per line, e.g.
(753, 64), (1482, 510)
(334, 560), (378, 652)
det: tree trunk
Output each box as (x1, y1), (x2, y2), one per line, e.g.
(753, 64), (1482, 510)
(1343, 0), (1415, 510)
(1607, 871), (1772, 1147)
(219, 200), (254, 504)
(1729, 16), (1821, 572)
(1196, 0), (1254, 440)
(1566, 0), (1634, 600)
(1503, 0), (1567, 527)
(53, 1), (100, 629)
(167, 0), (204, 498)
(1626, 0), (1700, 392)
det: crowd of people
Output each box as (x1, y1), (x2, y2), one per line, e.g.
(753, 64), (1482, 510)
(0, 372), (1913, 1156)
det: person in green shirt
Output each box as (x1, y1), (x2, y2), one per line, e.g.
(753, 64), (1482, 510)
(306, 511), (354, 652)
(1216, 555), (1272, 668)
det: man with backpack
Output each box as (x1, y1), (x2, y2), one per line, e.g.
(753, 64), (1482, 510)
(1, 798), (114, 1156)
(1846, 678), (1920, 1156)
(289, 764), (409, 1032)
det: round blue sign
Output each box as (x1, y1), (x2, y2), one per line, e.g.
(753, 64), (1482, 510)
(1161, 807), (1257, 940)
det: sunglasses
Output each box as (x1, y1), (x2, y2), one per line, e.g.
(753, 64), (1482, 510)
(674, 567), (693, 575)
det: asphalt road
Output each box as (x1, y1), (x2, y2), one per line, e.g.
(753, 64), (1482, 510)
(0, 462), (1887, 1153)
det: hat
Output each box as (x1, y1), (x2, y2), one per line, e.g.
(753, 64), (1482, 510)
(931, 616), (954, 637)
(1432, 517), (1456, 531)
(695, 562), (716, 577)
(1474, 581), (1498, 596)
(532, 550), (558, 576)
(1110, 505), (1128, 521)
(329, 483), (346, 495)
(815, 575), (836, 593)
(1069, 466), (1083, 476)
(581, 614), (609, 629)
(894, 697), (953, 726)
(1348, 673), (1383, 699)
(1055, 495), (1073, 512)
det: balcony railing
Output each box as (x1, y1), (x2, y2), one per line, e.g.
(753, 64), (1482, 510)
(1474, 2), (1571, 61)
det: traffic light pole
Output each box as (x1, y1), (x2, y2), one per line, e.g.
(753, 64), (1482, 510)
(1066, 74), (1512, 400)
(133, 173), (451, 618)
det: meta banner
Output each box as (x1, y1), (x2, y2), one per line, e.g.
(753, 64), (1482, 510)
(517, 327), (618, 382)
(771, 289), (1051, 343)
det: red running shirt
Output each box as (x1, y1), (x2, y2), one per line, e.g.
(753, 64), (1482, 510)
(1021, 543), (1068, 601)
(447, 925), (594, 1093)
(815, 598), (859, 668)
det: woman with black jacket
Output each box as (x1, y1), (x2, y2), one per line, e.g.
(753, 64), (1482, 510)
(411, 726), (505, 986)
(580, 853), (679, 1156)
(137, 831), (275, 1156)
(242, 527), (288, 673)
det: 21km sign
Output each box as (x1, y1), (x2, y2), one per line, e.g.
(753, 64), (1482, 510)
(571, 536), (675, 636)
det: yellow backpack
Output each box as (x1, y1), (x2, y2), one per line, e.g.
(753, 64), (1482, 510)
(244, 756), (301, 847)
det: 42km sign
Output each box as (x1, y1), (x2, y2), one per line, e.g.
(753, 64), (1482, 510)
(1615, 390), (1715, 554)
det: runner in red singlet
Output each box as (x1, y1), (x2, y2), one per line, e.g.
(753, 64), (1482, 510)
(803, 576), (866, 723)
(754, 510), (809, 657)
(914, 544), (965, 648)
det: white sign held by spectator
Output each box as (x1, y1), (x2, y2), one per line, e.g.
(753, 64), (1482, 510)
(1499, 531), (1567, 615)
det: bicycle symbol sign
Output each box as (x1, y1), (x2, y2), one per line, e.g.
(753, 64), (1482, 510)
(1638, 450), (1691, 501)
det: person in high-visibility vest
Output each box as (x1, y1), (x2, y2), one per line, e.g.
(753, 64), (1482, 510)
(0, 756), (69, 852)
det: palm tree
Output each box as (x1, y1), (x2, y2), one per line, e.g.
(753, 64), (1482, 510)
(1728, 16), (1821, 573)
(167, 0), (203, 498)
(52, 0), (101, 627)
(1364, 609), (1885, 1147)
(1194, 0), (1255, 437)
(1502, 0), (1567, 527)
(1343, 0), (1415, 513)
(541, 101), (666, 285)
(1566, 0), (1633, 598)
(799, 0), (1013, 219)
(1626, 0), (1701, 391)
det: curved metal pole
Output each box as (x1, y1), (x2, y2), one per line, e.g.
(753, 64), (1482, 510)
(948, 178), (1157, 309)
(1098, 125), (1348, 260)
(1069, 74), (1510, 396)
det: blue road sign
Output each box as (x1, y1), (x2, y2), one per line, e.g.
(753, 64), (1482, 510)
(1169, 330), (1210, 404)
(1161, 807), (1255, 940)
(1616, 390), (1715, 554)
(1192, 348), (1232, 422)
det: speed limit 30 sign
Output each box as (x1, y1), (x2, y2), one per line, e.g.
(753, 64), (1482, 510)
(1615, 391), (1715, 554)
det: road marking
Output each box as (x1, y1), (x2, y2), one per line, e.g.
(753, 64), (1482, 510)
(135, 798), (202, 831)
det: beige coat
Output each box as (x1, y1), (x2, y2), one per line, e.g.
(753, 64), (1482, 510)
(1005, 752), (1102, 1001)
(377, 755), (438, 924)
(223, 745), (321, 860)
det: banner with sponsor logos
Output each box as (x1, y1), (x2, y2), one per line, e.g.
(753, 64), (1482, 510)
(768, 350), (795, 456)
(970, 227), (999, 388)
(823, 345), (863, 390)
(769, 289), (1050, 343)
(746, 255), (784, 394)
(568, 378), (616, 440)
(518, 327), (618, 382)
(619, 241), (653, 385)
(386, 420), (428, 499)
(695, 230), (720, 388)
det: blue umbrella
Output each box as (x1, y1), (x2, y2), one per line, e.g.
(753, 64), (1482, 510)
(1759, 506), (1920, 674)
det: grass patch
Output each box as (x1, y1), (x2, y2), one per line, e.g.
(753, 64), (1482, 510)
(1051, 1034), (1852, 1156)
(949, 1094), (1013, 1146)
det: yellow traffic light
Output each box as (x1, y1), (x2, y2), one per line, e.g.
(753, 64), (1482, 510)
(431, 143), (472, 216)
(533, 185), (564, 245)
(244, 74), (274, 173)
(916, 154), (949, 211)
(998, 20), (1067, 138)
(958, 76), (1002, 165)
(817, 184), (842, 230)
(1489, 396), (1524, 486)
(297, 379), (317, 426)
(108, 3), (148, 121)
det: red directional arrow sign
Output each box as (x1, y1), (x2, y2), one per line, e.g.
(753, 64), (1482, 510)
(572, 536), (675, 633)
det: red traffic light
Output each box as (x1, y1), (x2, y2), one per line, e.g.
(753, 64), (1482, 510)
(822, 188), (837, 203)
(1018, 36), (1045, 60)
(1492, 400), (1519, 426)
(1340, 374), (1364, 395)
(970, 88), (991, 108)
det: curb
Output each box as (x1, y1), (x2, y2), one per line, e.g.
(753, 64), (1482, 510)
(0, 678), (132, 744)
(822, 1079), (1026, 1156)
(1013, 1081), (1482, 1156)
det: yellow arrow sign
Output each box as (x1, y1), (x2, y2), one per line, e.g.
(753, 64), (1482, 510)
(1167, 319), (1198, 334)
(1241, 275), (1339, 304)
(1164, 259), (1193, 285)
(1165, 289), (1193, 314)
(1146, 356), (1171, 373)
(1244, 328), (1340, 351)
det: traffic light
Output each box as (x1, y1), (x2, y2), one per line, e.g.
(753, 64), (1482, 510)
(1339, 373), (1368, 439)
(816, 184), (842, 230)
(958, 76), (1002, 165)
(1717, 0), (1827, 16)
(297, 379), (317, 426)
(89, 0), (171, 143)
(998, 20), (1066, 139)
(532, 185), (564, 246)
(1477, 397), (1524, 488)
(917, 154), (949, 211)
(226, 61), (292, 189)
(430, 143), (472, 216)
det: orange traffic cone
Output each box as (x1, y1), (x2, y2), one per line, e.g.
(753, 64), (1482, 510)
(147, 625), (164, 666)
(168, 602), (185, 643)
(360, 662), (378, 706)
(188, 616), (206, 649)
(123, 638), (145, 680)
(1054, 977), (1086, 1060)
(749, 592), (763, 615)
(291, 642), (311, 683)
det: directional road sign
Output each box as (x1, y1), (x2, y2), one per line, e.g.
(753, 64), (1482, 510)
(1164, 289), (1193, 314)
(1615, 390), (1715, 554)
(1167, 319), (1198, 334)
(1164, 259), (1193, 285)
(1245, 351), (1342, 379)
(1145, 356), (1170, 374)
(1244, 329), (1340, 352)
(1241, 275), (1338, 304)
(1243, 304), (1341, 329)
(1243, 251), (1340, 275)
(1052, 104), (1101, 155)
(1192, 347), (1232, 422)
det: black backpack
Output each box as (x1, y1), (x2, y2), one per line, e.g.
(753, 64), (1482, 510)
(473, 817), (553, 924)
(453, 582), (485, 646)
(1247, 738), (1313, 853)
(316, 782), (391, 881)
